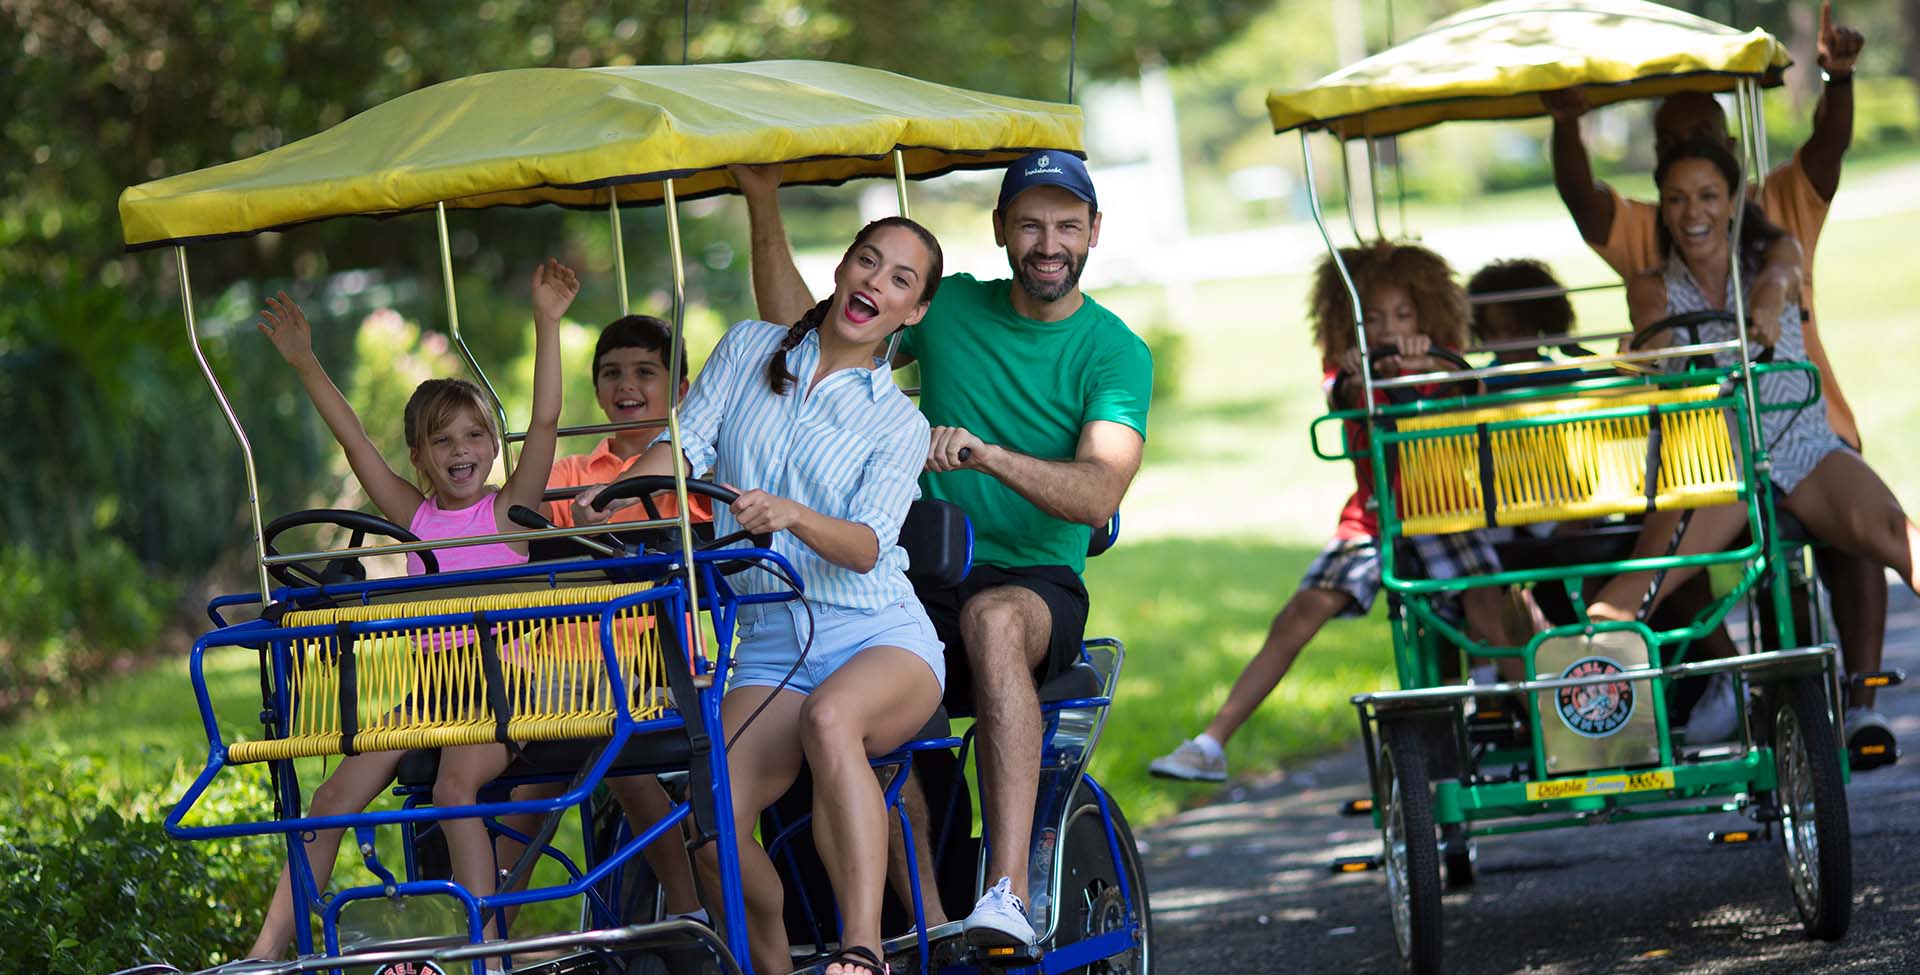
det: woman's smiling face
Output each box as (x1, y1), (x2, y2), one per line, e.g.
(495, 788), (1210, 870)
(827, 224), (934, 347)
(1660, 156), (1733, 267)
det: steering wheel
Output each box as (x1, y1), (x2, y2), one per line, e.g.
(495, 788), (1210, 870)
(1627, 309), (1748, 373)
(1366, 345), (1478, 403)
(591, 476), (773, 576)
(262, 509), (439, 590)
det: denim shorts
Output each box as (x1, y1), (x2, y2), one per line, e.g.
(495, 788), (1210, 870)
(729, 598), (945, 696)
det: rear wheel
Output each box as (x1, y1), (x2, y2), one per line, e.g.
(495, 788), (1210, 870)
(1772, 675), (1852, 940)
(1380, 720), (1443, 974)
(1049, 782), (1152, 975)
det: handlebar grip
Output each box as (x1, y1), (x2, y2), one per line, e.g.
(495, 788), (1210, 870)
(508, 504), (553, 530)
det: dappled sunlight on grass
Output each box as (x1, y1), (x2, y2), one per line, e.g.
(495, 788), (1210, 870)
(1084, 537), (1394, 824)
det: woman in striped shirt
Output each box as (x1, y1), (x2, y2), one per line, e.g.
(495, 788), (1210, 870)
(586, 217), (944, 975)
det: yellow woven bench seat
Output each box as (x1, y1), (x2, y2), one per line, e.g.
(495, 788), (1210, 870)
(226, 582), (670, 764)
(1393, 385), (1741, 537)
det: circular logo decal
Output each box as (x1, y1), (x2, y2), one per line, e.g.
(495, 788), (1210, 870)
(371, 962), (445, 975)
(1555, 656), (1635, 738)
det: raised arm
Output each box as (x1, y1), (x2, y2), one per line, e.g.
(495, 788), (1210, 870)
(258, 293), (423, 525)
(1800, 1), (1862, 201)
(1543, 89), (1616, 246)
(499, 259), (578, 516)
(928, 420), (1143, 529)
(730, 164), (817, 325)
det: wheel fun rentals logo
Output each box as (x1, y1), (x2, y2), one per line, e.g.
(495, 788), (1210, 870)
(371, 962), (445, 975)
(1555, 656), (1635, 737)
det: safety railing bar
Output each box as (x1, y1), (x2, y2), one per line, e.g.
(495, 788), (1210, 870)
(260, 521), (683, 565)
(1370, 339), (1744, 388)
(1466, 281), (1625, 305)
(508, 416), (667, 444)
(1466, 329), (1630, 355)
(1351, 645), (1835, 705)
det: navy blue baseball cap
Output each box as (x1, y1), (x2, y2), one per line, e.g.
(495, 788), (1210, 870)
(997, 150), (1097, 212)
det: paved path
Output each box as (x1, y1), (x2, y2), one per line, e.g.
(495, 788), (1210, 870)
(1140, 579), (1920, 974)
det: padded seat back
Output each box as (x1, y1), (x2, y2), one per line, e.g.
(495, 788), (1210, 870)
(901, 499), (972, 589)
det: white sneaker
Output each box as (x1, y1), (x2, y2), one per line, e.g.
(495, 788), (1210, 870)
(1684, 673), (1740, 743)
(1148, 738), (1227, 782)
(962, 876), (1036, 948)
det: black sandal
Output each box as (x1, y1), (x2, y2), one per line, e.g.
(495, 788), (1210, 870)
(823, 944), (888, 975)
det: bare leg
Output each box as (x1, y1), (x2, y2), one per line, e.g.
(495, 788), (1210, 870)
(887, 771), (948, 927)
(431, 743), (517, 906)
(1819, 548), (1890, 708)
(1590, 505), (1751, 621)
(607, 774), (704, 915)
(800, 647), (943, 973)
(248, 751), (404, 959)
(1201, 588), (1353, 746)
(961, 587), (1054, 905)
(693, 688), (807, 975)
(1779, 450), (1919, 632)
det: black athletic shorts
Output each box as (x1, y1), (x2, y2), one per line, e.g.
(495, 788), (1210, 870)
(916, 563), (1090, 712)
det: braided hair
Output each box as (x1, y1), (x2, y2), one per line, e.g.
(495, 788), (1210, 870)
(764, 216), (943, 394)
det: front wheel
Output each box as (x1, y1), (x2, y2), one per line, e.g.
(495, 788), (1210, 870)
(1380, 720), (1443, 974)
(1772, 675), (1852, 940)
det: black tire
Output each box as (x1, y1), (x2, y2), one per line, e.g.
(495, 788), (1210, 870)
(1771, 675), (1852, 940)
(1380, 720), (1444, 975)
(1441, 822), (1476, 890)
(1049, 783), (1152, 975)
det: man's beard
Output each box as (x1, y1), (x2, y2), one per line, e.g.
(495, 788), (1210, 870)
(1010, 248), (1089, 304)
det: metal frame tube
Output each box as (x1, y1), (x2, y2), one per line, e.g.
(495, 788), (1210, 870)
(885, 149), (911, 363)
(660, 178), (709, 678)
(436, 202), (514, 475)
(1301, 130), (1372, 407)
(1728, 79), (1764, 460)
(1337, 138), (1364, 244)
(1362, 119), (1385, 242)
(179, 248), (271, 602)
(609, 185), (631, 315)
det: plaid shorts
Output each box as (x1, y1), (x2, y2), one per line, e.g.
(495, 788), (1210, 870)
(1299, 530), (1502, 620)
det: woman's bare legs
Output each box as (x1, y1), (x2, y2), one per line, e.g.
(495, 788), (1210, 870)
(695, 688), (808, 975)
(1201, 587), (1353, 746)
(433, 743), (516, 907)
(799, 648), (943, 975)
(248, 750), (404, 959)
(1589, 506), (1750, 622)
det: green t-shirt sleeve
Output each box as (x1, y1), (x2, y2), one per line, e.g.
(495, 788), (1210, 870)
(1082, 328), (1154, 438)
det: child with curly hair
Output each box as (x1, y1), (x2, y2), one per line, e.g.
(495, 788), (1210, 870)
(1149, 241), (1533, 782)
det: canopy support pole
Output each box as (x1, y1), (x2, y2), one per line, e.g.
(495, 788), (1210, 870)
(1338, 142), (1364, 244)
(436, 202), (513, 475)
(1302, 131), (1372, 409)
(885, 149), (911, 363)
(179, 247), (270, 602)
(661, 178), (709, 684)
(1729, 78), (1764, 467)
(610, 186), (631, 315)
(1364, 133), (1386, 242)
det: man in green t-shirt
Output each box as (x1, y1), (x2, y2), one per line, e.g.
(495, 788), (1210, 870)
(733, 152), (1152, 951)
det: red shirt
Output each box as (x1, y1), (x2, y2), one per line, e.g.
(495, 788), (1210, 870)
(1326, 365), (1443, 540)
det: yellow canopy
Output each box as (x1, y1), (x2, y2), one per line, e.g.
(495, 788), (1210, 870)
(120, 60), (1083, 250)
(1267, 0), (1789, 139)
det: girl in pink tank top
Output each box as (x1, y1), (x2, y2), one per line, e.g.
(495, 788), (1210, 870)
(245, 259), (577, 960)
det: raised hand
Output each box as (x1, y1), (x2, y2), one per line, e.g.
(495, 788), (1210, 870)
(1540, 88), (1591, 124)
(1817, 1), (1864, 75)
(728, 162), (786, 199)
(257, 292), (317, 365)
(530, 258), (580, 327)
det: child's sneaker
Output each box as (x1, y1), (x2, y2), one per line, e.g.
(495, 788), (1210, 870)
(1148, 738), (1227, 782)
(962, 876), (1035, 948)
(1682, 673), (1740, 743)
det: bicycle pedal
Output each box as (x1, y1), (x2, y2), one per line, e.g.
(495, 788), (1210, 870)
(1340, 797), (1374, 816)
(1330, 854), (1382, 873)
(1851, 669), (1905, 690)
(969, 942), (1042, 967)
(1707, 829), (1759, 846)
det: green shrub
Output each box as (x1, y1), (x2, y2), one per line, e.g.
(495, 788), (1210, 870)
(0, 748), (279, 972)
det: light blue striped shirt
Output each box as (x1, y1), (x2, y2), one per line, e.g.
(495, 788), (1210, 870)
(653, 320), (929, 611)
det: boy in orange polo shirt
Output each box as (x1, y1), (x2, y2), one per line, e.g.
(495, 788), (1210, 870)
(502, 315), (712, 928)
(546, 314), (712, 527)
